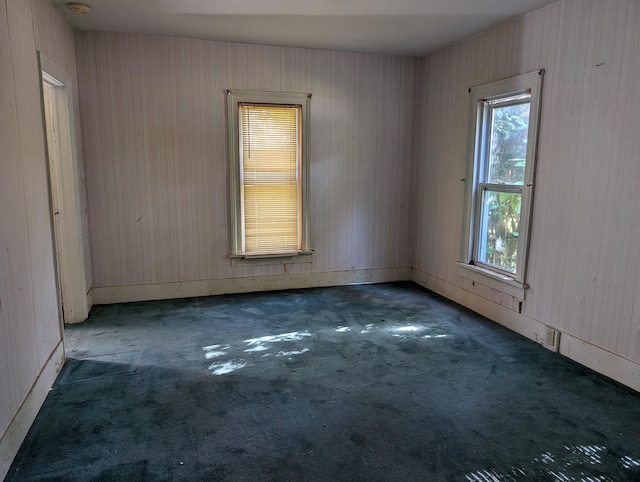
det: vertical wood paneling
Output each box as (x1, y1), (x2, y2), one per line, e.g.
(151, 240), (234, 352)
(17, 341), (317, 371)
(0, 0), (82, 446)
(31, 0), (92, 290)
(8, 0), (59, 360)
(31, 0), (53, 58)
(414, 0), (640, 362)
(77, 33), (416, 287)
(0, 1), (37, 437)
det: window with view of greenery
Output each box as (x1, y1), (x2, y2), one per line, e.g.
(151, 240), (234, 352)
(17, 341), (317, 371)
(477, 97), (529, 273)
(461, 71), (543, 288)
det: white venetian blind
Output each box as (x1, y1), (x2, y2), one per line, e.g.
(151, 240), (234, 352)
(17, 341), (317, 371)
(240, 103), (301, 256)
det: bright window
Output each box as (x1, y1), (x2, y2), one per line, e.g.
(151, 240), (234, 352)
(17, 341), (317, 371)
(227, 91), (311, 262)
(461, 71), (543, 291)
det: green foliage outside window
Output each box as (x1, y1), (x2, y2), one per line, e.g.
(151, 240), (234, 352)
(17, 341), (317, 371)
(480, 191), (521, 272)
(488, 103), (529, 184)
(479, 102), (529, 272)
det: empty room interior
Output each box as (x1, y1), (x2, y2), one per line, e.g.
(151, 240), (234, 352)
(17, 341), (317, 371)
(2, 0), (640, 480)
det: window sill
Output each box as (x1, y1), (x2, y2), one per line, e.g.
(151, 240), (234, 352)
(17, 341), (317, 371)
(456, 262), (527, 300)
(231, 251), (313, 267)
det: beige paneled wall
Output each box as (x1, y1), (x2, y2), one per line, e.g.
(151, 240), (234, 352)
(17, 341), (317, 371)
(0, 0), (83, 469)
(31, 0), (92, 289)
(75, 32), (416, 288)
(413, 0), (640, 362)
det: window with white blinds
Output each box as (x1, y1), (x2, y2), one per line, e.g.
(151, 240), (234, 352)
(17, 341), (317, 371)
(240, 104), (301, 256)
(227, 90), (311, 262)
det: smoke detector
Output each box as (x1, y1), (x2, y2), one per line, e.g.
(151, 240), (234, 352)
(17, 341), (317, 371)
(67, 3), (91, 14)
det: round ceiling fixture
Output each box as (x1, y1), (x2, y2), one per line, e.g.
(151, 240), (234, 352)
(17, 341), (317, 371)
(67, 2), (91, 14)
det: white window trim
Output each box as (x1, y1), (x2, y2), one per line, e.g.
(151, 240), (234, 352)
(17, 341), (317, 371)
(227, 90), (312, 264)
(459, 70), (544, 298)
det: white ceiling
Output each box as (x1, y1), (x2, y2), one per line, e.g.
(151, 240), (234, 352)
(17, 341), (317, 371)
(53, 0), (557, 57)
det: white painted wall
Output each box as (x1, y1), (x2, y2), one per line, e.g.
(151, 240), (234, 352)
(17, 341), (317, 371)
(413, 0), (640, 363)
(75, 32), (417, 289)
(0, 0), (88, 477)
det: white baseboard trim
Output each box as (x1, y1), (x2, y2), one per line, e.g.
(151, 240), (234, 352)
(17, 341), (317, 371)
(90, 267), (413, 305)
(559, 335), (640, 392)
(412, 268), (640, 393)
(0, 340), (65, 480)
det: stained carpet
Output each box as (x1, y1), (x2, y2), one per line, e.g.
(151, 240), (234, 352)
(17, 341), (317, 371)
(7, 282), (640, 481)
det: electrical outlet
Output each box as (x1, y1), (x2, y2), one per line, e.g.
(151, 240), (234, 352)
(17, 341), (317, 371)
(545, 327), (555, 346)
(544, 327), (559, 352)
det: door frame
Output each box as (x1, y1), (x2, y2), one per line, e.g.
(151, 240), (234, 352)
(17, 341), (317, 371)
(39, 53), (89, 324)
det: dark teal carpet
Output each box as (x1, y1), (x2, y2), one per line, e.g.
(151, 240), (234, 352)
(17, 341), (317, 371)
(7, 283), (640, 481)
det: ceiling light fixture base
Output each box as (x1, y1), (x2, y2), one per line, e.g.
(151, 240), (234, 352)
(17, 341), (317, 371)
(67, 2), (91, 14)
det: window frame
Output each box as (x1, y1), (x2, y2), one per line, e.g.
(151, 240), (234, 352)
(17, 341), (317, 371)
(227, 90), (311, 264)
(459, 70), (544, 298)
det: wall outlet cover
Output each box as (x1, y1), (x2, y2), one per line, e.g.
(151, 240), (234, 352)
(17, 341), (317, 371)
(544, 327), (560, 352)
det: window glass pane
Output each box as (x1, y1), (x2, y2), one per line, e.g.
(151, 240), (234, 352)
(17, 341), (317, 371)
(477, 190), (521, 273)
(487, 101), (530, 185)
